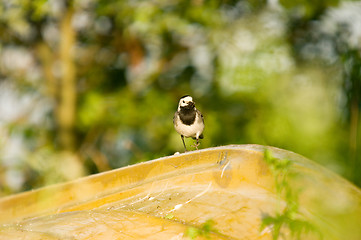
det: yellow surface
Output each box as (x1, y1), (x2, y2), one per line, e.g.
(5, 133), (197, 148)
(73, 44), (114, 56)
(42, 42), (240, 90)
(0, 145), (360, 239)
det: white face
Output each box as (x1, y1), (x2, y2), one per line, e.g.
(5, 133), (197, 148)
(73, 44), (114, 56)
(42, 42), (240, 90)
(178, 96), (193, 108)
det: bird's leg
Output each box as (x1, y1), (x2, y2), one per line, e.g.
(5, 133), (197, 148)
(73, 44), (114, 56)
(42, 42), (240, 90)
(181, 135), (187, 152)
(193, 138), (200, 150)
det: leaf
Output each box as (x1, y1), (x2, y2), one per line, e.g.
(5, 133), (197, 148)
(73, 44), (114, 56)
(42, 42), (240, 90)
(185, 227), (200, 240)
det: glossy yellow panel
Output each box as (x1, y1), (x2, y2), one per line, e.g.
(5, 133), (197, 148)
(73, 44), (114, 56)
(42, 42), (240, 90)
(0, 145), (360, 239)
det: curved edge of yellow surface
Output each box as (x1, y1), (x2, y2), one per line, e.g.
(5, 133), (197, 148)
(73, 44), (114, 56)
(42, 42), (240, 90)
(0, 144), (360, 240)
(0, 144), (267, 222)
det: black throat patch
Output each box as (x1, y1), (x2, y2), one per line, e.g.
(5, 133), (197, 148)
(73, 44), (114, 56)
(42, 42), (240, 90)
(179, 107), (196, 125)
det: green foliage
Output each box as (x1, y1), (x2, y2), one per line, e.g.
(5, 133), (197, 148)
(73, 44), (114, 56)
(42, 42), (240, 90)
(30, 0), (48, 20)
(164, 213), (174, 220)
(279, 0), (340, 18)
(0, 0), (360, 195)
(185, 219), (216, 240)
(261, 149), (320, 240)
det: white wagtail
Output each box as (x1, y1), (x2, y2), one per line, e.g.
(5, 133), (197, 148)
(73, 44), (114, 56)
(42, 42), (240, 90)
(173, 95), (204, 151)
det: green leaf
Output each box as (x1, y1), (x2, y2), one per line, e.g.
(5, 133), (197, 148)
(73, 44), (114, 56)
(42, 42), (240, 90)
(185, 226), (200, 240)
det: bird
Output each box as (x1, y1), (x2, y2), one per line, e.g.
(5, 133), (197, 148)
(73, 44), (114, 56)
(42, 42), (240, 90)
(173, 95), (204, 151)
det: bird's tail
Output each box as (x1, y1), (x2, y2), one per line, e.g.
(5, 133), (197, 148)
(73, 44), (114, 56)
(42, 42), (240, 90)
(193, 134), (204, 140)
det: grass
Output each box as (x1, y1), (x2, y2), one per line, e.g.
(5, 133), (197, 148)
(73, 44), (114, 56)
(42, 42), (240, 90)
(260, 149), (320, 240)
(185, 219), (217, 239)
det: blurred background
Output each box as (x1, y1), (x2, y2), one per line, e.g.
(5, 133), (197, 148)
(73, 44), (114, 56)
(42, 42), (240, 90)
(0, 0), (360, 196)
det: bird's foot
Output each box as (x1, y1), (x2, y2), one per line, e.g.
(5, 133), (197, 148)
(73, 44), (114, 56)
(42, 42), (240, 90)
(193, 142), (200, 150)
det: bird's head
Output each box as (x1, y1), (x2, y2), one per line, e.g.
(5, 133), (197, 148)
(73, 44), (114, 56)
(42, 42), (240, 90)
(178, 95), (195, 111)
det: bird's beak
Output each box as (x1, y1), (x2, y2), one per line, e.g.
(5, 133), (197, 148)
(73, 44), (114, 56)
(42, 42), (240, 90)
(188, 101), (195, 108)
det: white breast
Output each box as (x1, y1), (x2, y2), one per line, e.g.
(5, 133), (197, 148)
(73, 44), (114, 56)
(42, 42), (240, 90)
(174, 113), (204, 138)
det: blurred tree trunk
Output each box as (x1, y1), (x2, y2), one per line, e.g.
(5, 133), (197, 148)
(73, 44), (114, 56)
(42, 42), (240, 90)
(34, 3), (86, 180)
(349, 81), (359, 165)
(57, 4), (86, 178)
(346, 51), (361, 180)
(58, 6), (77, 151)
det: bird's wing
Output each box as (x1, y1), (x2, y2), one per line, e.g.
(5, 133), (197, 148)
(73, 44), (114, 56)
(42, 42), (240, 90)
(196, 109), (204, 123)
(196, 109), (204, 139)
(173, 111), (179, 126)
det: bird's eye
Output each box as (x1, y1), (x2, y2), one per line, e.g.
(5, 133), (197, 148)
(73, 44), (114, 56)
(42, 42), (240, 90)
(182, 100), (185, 103)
